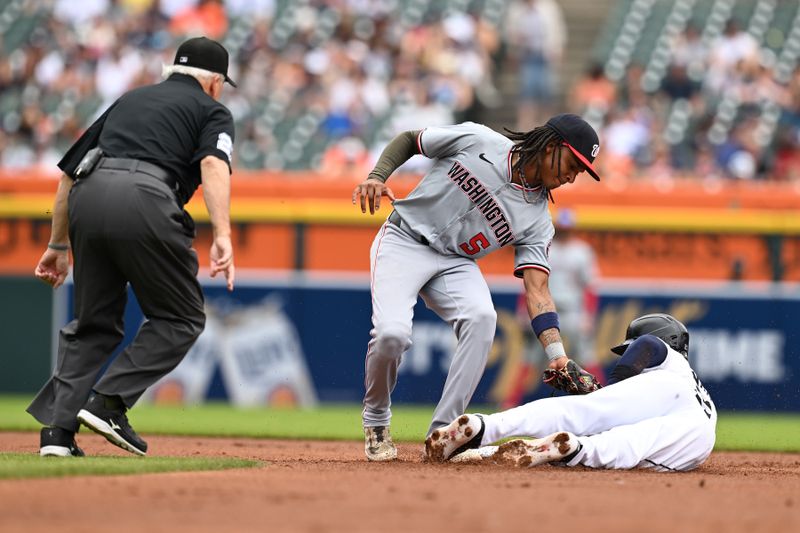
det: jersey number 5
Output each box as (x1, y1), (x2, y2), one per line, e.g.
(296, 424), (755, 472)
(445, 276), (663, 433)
(459, 232), (490, 255)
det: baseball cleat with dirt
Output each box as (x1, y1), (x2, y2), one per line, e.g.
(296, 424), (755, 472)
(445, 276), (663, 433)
(364, 426), (397, 461)
(491, 432), (579, 467)
(424, 414), (485, 462)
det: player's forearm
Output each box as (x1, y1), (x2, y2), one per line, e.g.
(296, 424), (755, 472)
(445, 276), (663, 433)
(48, 174), (73, 246)
(200, 155), (232, 238)
(522, 268), (558, 320)
(532, 301), (564, 351)
(522, 270), (566, 361)
(367, 130), (421, 182)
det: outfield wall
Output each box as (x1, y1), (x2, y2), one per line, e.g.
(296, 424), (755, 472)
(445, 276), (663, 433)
(15, 273), (792, 412)
(3, 172), (800, 411)
(4, 173), (800, 280)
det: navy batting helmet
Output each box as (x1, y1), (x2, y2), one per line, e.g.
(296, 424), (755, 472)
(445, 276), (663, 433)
(610, 313), (689, 359)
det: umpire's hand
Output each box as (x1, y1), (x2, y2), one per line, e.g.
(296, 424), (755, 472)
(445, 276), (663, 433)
(35, 248), (69, 289)
(352, 178), (395, 215)
(210, 234), (235, 291)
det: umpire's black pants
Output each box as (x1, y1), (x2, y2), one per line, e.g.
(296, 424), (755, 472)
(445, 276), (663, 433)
(27, 168), (205, 432)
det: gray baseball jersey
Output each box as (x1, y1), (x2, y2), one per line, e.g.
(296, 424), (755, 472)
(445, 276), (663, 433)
(393, 122), (555, 277)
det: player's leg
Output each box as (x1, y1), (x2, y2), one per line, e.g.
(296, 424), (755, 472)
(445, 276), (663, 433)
(420, 257), (496, 436)
(566, 409), (717, 471)
(362, 223), (440, 429)
(479, 370), (696, 445)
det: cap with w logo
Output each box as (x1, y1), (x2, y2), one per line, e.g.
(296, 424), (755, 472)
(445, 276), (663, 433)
(545, 113), (601, 181)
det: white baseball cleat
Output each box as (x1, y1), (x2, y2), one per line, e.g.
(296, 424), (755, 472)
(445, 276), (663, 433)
(491, 432), (580, 468)
(424, 414), (485, 462)
(364, 426), (397, 461)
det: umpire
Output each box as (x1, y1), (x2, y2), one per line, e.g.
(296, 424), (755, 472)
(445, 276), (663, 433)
(28, 37), (236, 457)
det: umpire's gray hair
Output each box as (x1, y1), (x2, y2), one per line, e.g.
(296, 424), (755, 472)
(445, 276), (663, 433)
(161, 64), (219, 83)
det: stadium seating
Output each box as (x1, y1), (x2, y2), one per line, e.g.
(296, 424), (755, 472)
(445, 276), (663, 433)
(0, 0), (798, 180)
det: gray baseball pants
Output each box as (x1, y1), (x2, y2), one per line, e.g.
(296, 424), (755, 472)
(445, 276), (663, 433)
(362, 221), (496, 437)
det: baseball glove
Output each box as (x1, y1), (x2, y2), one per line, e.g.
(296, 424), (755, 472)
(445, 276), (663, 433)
(542, 360), (602, 395)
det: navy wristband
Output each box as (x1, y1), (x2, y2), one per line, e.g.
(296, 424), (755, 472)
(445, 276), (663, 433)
(531, 312), (560, 337)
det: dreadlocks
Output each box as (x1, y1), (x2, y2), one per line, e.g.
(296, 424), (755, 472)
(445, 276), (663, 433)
(504, 125), (565, 191)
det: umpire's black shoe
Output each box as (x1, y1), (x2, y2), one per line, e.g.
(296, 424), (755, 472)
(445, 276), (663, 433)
(77, 393), (148, 456)
(39, 427), (85, 457)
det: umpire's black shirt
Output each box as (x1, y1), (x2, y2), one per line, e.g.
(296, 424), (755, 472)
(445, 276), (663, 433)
(58, 73), (235, 206)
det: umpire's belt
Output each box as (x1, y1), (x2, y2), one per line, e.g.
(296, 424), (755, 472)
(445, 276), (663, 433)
(97, 158), (178, 193)
(387, 210), (429, 246)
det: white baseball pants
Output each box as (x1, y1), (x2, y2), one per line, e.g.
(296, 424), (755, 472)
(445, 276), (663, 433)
(479, 370), (717, 471)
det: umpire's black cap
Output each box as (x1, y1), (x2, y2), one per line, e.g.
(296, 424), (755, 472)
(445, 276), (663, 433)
(174, 36), (237, 87)
(546, 114), (601, 181)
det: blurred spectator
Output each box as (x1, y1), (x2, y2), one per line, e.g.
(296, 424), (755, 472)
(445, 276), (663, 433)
(170, 0), (228, 39)
(225, 0), (276, 18)
(659, 64), (700, 102)
(602, 107), (650, 178)
(570, 63), (617, 115)
(618, 62), (646, 109)
(727, 52), (789, 115)
(159, 0), (199, 19)
(694, 142), (724, 182)
(319, 136), (371, 179)
(668, 24), (708, 82)
(54, 0), (109, 25)
(772, 128), (800, 182)
(715, 118), (759, 180)
(705, 20), (759, 97)
(505, 0), (566, 129)
(95, 46), (144, 104)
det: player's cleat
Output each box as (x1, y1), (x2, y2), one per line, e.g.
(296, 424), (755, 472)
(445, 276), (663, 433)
(364, 426), (397, 461)
(39, 427), (85, 457)
(425, 414), (485, 462)
(77, 393), (147, 456)
(491, 432), (579, 468)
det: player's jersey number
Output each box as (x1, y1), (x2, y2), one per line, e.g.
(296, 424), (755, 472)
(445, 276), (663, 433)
(459, 232), (490, 255)
(691, 370), (714, 419)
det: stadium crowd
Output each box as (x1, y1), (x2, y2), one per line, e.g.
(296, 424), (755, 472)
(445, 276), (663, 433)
(0, 0), (798, 182)
(0, 0), (503, 176)
(570, 19), (800, 182)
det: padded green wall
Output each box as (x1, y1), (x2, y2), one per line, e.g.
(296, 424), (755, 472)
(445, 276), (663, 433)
(0, 277), (52, 393)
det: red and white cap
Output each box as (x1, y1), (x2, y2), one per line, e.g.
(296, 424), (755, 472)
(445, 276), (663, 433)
(545, 114), (601, 181)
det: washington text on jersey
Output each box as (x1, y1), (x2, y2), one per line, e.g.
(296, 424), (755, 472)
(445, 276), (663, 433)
(447, 161), (515, 247)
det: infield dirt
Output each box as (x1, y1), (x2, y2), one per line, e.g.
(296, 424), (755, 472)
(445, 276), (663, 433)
(1, 432), (798, 533)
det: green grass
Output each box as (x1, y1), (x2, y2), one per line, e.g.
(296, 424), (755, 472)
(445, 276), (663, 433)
(0, 453), (258, 479)
(1, 395), (798, 452)
(0, 396), (435, 441)
(715, 414), (800, 452)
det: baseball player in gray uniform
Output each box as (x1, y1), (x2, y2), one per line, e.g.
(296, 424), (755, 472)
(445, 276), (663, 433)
(352, 114), (602, 461)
